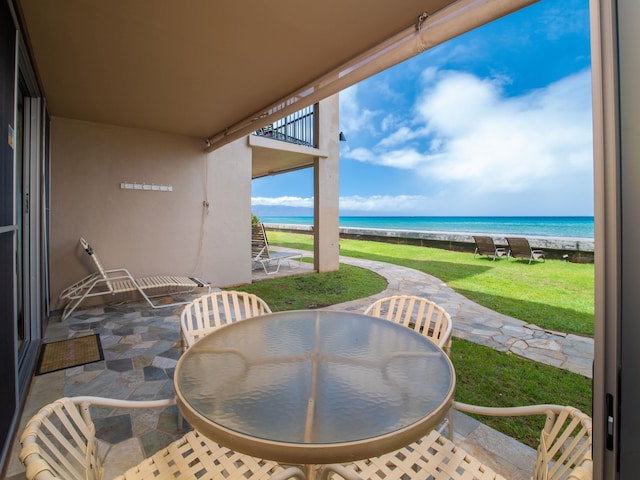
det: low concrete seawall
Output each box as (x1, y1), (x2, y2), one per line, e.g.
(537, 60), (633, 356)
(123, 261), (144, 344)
(264, 223), (595, 263)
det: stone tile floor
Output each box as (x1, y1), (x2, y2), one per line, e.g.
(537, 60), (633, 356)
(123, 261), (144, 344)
(6, 298), (195, 480)
(7, 252), (585, 479)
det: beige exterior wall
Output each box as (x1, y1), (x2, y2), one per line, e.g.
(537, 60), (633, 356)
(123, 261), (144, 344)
(314, 95), (340, 272)
(50, 118), (252, 310)
(205, 140), (253, 287)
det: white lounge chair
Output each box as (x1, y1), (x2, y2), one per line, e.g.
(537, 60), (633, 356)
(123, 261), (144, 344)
(59, 238), (210, 320)
(252, 223), (303, 274)
(19, 396), (306, 480)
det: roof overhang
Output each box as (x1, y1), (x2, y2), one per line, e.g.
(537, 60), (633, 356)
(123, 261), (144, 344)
(249, 135), (327, 179)
(15, 0), (537, 175)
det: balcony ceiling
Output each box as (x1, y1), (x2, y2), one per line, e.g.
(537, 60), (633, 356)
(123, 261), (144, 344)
(16, 0), (457, 143)
(16, 1), (534, 178)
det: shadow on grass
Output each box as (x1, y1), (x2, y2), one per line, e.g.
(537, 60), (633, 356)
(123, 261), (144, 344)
(454, 288), (594, 337)
(336, 248), (593, 337)
(336, 249), (495, 283)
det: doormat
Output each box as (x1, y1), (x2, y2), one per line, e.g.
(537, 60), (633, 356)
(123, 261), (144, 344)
(35, 334), (104, 375)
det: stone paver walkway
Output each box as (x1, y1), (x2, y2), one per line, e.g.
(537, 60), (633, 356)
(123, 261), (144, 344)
(316, 254), (594, 378)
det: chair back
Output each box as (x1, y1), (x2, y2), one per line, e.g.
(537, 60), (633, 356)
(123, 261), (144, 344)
(251, 224), (268, 260)
(181, 290), (272, 348)
(506, 237), (533, 256)
(19, 397), (102, 480)
(473, 235), (496, 254)
(80, 237), (115, 293)
(534, 406), (592, 480)
(506, 236), (545, 264)
(364, 295), (452, 355)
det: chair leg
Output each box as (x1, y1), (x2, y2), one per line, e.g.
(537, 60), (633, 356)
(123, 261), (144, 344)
(435, 408), (454, 440)
(271, 466), (307, 480)
(262, 259), (282, 275)
(177, 408), (185, 430)
(318, 464), (363, 480)
(61, 295), (87, 320)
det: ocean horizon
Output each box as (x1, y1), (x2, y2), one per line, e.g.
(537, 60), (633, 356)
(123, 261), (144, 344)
(260, 215), (595, 240)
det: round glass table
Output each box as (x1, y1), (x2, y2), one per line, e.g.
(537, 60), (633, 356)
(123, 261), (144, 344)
(174, 309), (455, 466)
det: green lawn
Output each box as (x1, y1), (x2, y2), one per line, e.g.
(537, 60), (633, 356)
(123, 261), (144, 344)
(235, 230), (594, 448)
(266, 231), (595, 337)
(232, 262), (386, 310)
(451, 337), (592, 447)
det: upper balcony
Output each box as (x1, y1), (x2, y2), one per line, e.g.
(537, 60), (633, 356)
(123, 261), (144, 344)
(249, 102), (333, 180)
(253, 105), (316, 148)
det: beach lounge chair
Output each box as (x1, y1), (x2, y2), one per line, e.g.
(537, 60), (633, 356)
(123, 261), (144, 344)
(472, 235), (508, 260)
(252, 223), (303, 274)
(506, 236), (546, 264)
(59, 238), (211, 320)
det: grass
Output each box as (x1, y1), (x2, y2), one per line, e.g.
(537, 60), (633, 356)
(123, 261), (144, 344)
(232, 230), (595, 448)
(231, 261), (387, 310)
(265, 231), (595, 337)
(452, 337), (592, 447)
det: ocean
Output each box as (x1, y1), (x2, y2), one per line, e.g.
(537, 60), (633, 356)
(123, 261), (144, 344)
(260, 216), (595, 240)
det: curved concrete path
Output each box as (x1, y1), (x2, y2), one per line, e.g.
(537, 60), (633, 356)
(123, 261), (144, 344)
(313, 254), (594, 378)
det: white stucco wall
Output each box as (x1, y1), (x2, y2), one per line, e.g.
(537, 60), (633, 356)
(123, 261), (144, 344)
(50, 118), (252, 310)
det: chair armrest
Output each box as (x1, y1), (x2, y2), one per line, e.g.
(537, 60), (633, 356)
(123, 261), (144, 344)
(453, 401), (565, 417)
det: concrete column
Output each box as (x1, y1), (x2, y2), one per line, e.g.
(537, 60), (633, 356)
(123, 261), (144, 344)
(314, 94), (340, 272)
(206, 140), (253, 286)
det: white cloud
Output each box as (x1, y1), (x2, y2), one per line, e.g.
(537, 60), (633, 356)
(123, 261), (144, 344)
(377, 126), (427, 148)
(252, 194), (438, 215)
(340, 195), (434, 213)
(344, 147), (374, 162)
(346, 68), (593, 195)
(375, 149), (433, 170)
(339, 85), (379, 135)
(251, 196), (314, 207)
(417, 69), (593, 193)
(380, 114), (398, 132)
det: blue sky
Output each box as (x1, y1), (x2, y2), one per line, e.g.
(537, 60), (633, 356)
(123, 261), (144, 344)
(252, 0), (593, 217)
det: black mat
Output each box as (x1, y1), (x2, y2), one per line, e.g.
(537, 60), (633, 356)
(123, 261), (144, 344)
(35, 334), (104, 375)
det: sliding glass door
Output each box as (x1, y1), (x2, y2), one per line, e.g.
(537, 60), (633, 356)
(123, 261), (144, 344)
(15, 39), (47, 396)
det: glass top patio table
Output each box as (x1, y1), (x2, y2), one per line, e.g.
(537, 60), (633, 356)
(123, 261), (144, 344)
(174, 309), (455, 465)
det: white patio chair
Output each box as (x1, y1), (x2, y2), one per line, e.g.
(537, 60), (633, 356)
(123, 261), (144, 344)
(19, 396), (306, 480)
(59, 238), (211, 320)
(364, 295), (453, 356)
(364, 295), (454, 438)
(252, 223), (303, 274)
(180, 290), (272, 349)
(322, 403), (592, 480)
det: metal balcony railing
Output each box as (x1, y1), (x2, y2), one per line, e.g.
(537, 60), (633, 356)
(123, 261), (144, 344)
(253, 104), (316, 148)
